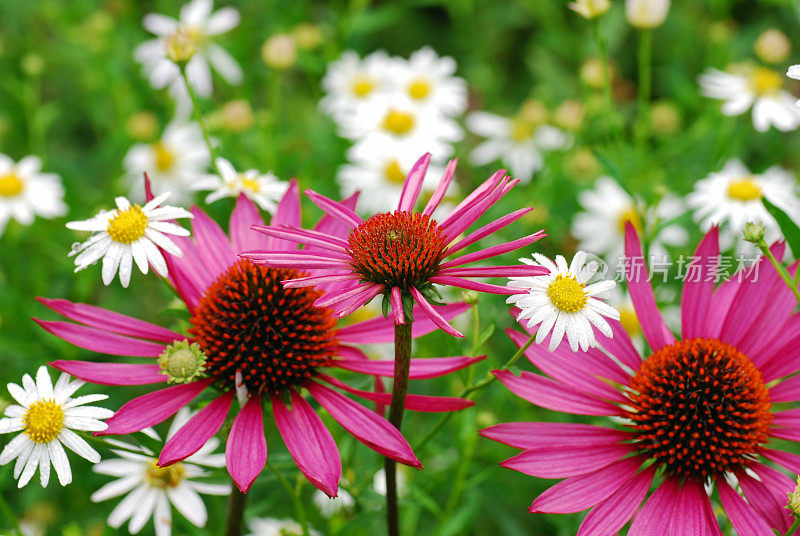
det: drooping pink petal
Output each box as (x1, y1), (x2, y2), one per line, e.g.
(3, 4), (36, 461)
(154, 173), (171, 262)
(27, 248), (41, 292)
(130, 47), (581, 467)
(530, 456), (642, 513)
(422, 158), (457, 217)
(437, 265), (547, 277)
(330, 284), (385, 318)
(36, 298), (183, 344)
(305, 190), (363, 229)
(429, 276), (518, 294)
(627, 477), (680, 536)
(438, 169), (504, 229)
(305, 382), (421, 468)
(397, 153), (431, 212)
(332, 356), (485, 380)
(281, 272), (361, 289)
(390, 286), (404, 324)
(681, 227), (720, 339)
(624, 222), (676, 352)
(500, 443), (631, 479)
(439, 232), (547, 270)
(49, 360), (167, 386)
(229, 194), (266, 254)
(189, 206), (236, 275)
(737, 465), (793, 533)
(440, 176), (518, 241)
(226, 396), (267, 493)
(577, 467), (655, 536)
(445, 207), (533, 255)
(98, 379), (212, 435)
(159, 391), (233, 466)
(336, 302), (470, 344)
(243, 251), (349, 269)
(35, 319), (167, 357)
(410, 287), (463, 337)
(312, 191), (359, 241)
(717, 479), (774, 536)
(254, 226), (348, 253)
(492, 370), (621, 416)
(271, 389), (341, 497)
(315, 281), (382, 309)
(480, 422), (631, 450)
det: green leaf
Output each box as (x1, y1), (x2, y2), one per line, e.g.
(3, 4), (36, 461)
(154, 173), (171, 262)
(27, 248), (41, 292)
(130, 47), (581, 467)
(763, 197), (800, 259)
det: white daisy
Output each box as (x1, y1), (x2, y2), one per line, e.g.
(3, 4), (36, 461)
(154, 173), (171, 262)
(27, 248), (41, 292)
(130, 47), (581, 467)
(386, 46), (467, 117)
(787, 65), (800, 104)
(467, 108), (571, 182)
(247, 518), (321, 536)
(0, 154), (66, 237)
(67, 193), (193, 287)
(91, 409), (228, 536)
(193, 157), (288, 212)
(571, 176), (687, 263)
(134, 0), (242, 105)
(320, 50), (397, 121)
(0, 366), (113, 488)
(698, 65), (800, 132)
(123, 121), (210, 204)
(687, 159), (800, 251)
(507, 251), (620, 353)
(313, 487), (355, 517)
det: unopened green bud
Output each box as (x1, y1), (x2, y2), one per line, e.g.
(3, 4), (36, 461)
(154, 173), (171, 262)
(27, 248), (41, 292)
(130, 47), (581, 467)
(158, 340), (207, 384)
(742, 222), (766, 244)
(788, 476), (800, 516)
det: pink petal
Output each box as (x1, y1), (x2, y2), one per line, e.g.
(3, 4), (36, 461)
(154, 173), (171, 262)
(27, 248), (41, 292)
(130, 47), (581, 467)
(440, 176), (515, 241)
(410, 287), (463, 337)
(390, 286), (404, 324)
(243, 251), (349, 269)
(500, 443), (631, 478)
(271, 388), (341, 497)
(770, 373), (800, 402)
(35, 319), (167, 357)
(439, 232), (547, 270)
(49, 360), (167, 386)
(264, 178), (301, 252)
(189, 206), (236, 275)
(312, 191), (359, 241)
(397, 153), (431, 212)
(492, 370), (621, 416)
(429, 276), (518, 294)
(226, 396), (267, 493)
(165, 235), (210, 311)
(681, 227), (720, 339)
(624, 222), (675, 352)
(717, 479), (774, 536)
(480, 422), (631, 450)
(737, 464), (793, 533)
(36, 298), (183, 344)
(577, 467), (655, 536)
(760, 447), (800, 474)
(422, 158), (457, 217)
(627, 477), (680, 536)
(438, 169), (504, 229)
(329, 284), (384, 318)
(336, 302), (470, 344)
(305, 190), (362, 229)
(595, 319), (642, 372)
(530, 456), (642, 513)
(229, 194), (266, 254)
(445, 207), (533, 255)
(254, 226), (348, 253)
(437, 265), (547, 277)
(305, 382), (421, 467)
(98, 379), (212, 435)
(668, 478), (712, 536)
(333, 356), (484, 380)
(159, 391), (233, 466)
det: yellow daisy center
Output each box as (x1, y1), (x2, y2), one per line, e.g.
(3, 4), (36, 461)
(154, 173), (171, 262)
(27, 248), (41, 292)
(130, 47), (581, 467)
(107, 205), (148, 244)
(351, 77), (375, 98)
(617, 207), (643, 234)
(750, 67), (782, 96)
(727, 177), (762, 201)
(23, 399), (64, 444)
(152, 142), (175, 172)
(547, 274), (588, 313)
(407, 78), (431, 100)
(510, 117), (536, 142)
(383, 159), (406, 184)
(240, 175), (261, 193)
(145, 460), (186, 489)
(0, 172), (24, 197)
(619, 307), (641, 337)
(382, 110), (415, 135)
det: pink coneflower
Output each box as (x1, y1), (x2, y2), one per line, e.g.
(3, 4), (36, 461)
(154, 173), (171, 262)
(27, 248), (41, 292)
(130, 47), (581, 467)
(483, 223), (800, 535)
(35, 188), (479, 496)
(241, 153), (547, 336)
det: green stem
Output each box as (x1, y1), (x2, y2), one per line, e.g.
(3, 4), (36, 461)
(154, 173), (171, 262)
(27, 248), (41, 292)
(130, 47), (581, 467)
(591, 19), (621, 143)
(415, 332), (536, 450)
(432, 414), (477, 536)
(179, 65), (222, 177)
(785, 517), (800, 536)
(78, 432), (151, 456)
(0, 492), (21, 535)
(757, 241), (800, 304)
(268, 460), (310, 536)
(294, 475), (311, 536)
(224, 482), (247, 536)
(385, 319), (413, 536)
(635, 29), (653, 146)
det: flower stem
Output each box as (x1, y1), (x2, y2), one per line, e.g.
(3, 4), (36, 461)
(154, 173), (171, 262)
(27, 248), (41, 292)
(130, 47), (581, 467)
(415, 332), (536, 451)
(224, 482), (247, 536)
(785, 517), (800, 536)
(756, 240), (800, 304)
(385, 319), (413, 536)
(179, 65), (222, 177)
(268, 460), (310, 536)
(591, 19), (621, 143)
(0, 492), (21, 535)
(635, 29), (653, 146)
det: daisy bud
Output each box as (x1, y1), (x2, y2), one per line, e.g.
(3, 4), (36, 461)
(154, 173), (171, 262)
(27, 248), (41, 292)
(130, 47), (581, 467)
(262, 34), (298, 70)
(158, 341), (207, 384)
(164, 28), (197, 65)
(788, 476), (800, 516)
(569, 0), (611, 19)
(219, 100), (255, 133)
(461, 290), (480, 305)
(554, 100), (585, 131)
(126, 111), (158, 141)
(21, 53), (44, 77)
(293, 23), (323, 50)
(754, 28), (791, 64)
(625, 0), (670, 29)
(742, 222), (766, 244)
(650, 100), (682, 137)
(580, 58), (612, 89)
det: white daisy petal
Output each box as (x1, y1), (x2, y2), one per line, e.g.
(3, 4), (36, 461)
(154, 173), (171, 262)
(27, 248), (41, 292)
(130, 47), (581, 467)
(58, 428), (101, 463)
(48, 440), (72, 486)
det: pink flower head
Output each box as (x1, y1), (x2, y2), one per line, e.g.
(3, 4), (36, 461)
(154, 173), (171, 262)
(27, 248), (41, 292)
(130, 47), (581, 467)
(483, 223), (800, 535)
(241, 153), (547, 337)
(36, 186), (481, 496)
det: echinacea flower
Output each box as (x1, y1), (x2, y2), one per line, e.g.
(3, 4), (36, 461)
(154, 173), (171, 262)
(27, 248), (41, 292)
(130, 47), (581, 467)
(38, 188), (479, 496)
(0, 154), (66, 237)
(193, 157), (288, 212)
(0, 366), (113, 488)
(687, 159), (800, 251)
(507, 251), (620, 352)
(67, 193), (193, 287)
(123, 121), (210, 203)
(243, 153), (547, 337)
(484, 223), (800, 535)
(91, 409), (228, 536)
(699, 65), (800, 131)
